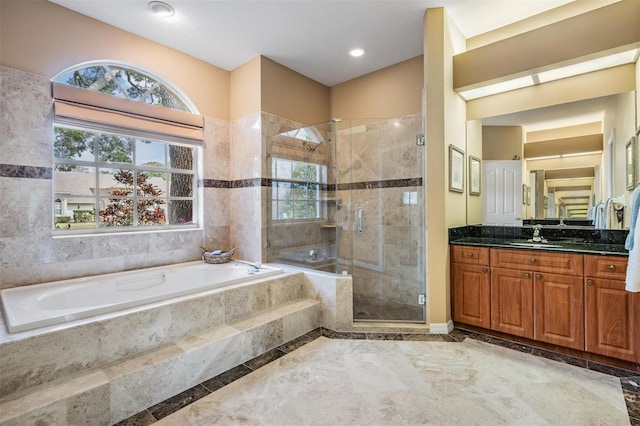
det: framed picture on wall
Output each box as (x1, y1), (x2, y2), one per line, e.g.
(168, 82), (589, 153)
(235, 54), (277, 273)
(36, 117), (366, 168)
(449, 145), (464, 193)
(625, 136), (635, 190)
(469, 156), (481, 195)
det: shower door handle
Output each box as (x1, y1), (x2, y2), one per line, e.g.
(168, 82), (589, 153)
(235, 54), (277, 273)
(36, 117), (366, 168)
(357, 206), (363, 233)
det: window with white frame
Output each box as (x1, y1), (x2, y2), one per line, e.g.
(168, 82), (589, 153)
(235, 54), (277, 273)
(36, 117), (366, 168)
(52, 62), (202, 232)
(271, 158), (327, 220)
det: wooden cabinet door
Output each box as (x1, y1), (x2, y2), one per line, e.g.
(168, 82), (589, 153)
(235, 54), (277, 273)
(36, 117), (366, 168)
(452, 264), (490, 328)
(585, 277), (640, 363)
(534, 272), (584, 350)
(491, 267), (533, 339)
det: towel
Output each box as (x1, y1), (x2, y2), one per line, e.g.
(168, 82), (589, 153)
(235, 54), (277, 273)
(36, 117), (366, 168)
(625, 187), (640, 250)
(594, 202), (606, 228)
(625, 214), (640, 292)
(605, 195), (625, 229)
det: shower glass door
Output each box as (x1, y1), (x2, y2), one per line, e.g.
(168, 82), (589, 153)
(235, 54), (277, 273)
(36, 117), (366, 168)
(337, 115), (425, 322)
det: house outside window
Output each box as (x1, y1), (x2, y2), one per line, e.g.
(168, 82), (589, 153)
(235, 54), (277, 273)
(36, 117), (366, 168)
(51, 62), (203, 232)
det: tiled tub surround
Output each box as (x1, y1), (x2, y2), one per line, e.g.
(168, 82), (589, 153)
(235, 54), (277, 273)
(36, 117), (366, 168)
(449, 224), (629, 255)
(0, 267), (352, 425)
(0, 261), (284, 333)
(115, 328), (639, 425)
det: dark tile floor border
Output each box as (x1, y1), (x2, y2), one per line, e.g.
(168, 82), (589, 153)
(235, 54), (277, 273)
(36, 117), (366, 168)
(116, 327), (639, 425)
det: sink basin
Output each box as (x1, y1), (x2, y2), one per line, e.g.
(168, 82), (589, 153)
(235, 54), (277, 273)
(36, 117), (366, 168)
(507, 242), (563, 249)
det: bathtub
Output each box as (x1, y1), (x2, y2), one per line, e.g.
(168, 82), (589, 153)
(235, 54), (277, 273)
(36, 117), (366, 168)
(1, 261), (283, 333)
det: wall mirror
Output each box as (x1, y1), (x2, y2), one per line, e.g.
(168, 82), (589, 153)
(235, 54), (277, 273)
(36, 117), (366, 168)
(466, 90), (638, 228)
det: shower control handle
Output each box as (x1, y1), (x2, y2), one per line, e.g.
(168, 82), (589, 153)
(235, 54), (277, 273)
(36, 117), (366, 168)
(357, 207), (363, 233)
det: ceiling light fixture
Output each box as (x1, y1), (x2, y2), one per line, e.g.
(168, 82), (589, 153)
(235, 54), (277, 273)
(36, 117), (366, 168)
(349, 48), (366, 58)
(538, 49), (639, 83)
(457, 48), (639, 101)
(148, 1), (175, 17)
(458, 75), (535, 101)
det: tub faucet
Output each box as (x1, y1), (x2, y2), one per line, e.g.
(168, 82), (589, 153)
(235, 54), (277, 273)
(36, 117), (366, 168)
(235, 260), (262, 274)
(309, 249), (317, 259)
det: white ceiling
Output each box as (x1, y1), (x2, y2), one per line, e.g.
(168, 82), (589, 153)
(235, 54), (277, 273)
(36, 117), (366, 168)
(50, 0), (619, 139)
(49, 0), (573, 87)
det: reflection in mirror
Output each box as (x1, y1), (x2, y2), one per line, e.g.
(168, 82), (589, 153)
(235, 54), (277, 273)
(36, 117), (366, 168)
(467, 91), (638, 229)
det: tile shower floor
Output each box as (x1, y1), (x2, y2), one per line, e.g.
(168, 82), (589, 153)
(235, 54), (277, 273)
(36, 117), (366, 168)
(118, 329), (639, 426)
(353, 293), (424, 321)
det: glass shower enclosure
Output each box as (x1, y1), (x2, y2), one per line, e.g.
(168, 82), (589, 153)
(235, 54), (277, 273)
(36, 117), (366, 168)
(266, 115), (425, 323)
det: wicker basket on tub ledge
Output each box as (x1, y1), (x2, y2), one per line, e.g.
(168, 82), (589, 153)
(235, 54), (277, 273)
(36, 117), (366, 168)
(201, 247), (237, 264)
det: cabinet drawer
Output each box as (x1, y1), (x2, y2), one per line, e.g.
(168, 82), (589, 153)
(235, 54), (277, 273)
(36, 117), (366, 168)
(490, 248), (583, 275)
(451, 246), (489, 265)
(584, 255), (628, 280)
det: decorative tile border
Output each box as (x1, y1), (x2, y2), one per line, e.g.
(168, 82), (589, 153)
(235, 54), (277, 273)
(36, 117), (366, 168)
(115, 327), (639, 425)
(0, 164), (51, 179)
(200, 177), (423, 190)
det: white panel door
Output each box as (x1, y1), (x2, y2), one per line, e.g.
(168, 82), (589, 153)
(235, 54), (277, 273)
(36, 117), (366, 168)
(482, 160), (522, 225)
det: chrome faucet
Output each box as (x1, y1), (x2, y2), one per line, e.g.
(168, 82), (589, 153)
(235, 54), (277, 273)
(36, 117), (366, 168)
(235, 260), (262, 274)
(530, 225), (546, 243)
(309, 249), (317, 260)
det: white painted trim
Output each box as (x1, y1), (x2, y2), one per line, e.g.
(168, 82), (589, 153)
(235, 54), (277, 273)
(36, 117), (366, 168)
(429, 320), (454, 334)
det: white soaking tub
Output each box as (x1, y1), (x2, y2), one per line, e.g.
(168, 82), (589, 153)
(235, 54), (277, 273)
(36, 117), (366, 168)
(1, 261), (283, 333)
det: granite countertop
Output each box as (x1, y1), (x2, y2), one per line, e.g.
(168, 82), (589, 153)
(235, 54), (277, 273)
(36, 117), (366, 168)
(450, 237), (628, 256)
(449, 225), (630, 256)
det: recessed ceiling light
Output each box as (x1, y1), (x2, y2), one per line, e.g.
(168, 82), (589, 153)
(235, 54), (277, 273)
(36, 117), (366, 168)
(148, 1), (175, 17)
(349, 48), (366, 58)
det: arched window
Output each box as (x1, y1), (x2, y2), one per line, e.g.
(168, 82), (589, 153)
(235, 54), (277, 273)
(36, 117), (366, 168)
(51, 62), (203, 232)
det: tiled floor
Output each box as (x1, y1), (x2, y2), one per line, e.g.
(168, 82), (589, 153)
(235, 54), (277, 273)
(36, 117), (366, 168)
(117, 328), (639, 425)
(353, 293), (424, 322)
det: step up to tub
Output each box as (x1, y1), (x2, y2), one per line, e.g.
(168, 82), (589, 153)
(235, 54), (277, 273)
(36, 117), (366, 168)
(0, 298), (321, 425)
(0, 270), (308, 399)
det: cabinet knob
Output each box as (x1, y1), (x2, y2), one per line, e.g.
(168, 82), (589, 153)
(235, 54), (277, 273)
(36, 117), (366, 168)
(482, 268), (488, 273)
(587, 279), (594, 286)
(608, 264), (616, 271)
(529, 258), (536, 264)
(523, 273), (531, 279)
(467, 253), (473, 258)
(535, 274), (542, 280)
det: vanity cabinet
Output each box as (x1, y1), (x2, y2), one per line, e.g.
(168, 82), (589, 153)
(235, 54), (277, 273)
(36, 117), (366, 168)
(451, 244), (635, 363)
(585, 255), (639, 363)
(451, 246), (490, 328)
(490, 249), (584, 349)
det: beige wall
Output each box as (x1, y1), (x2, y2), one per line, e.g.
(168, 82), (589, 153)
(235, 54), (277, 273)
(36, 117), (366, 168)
(603, 90), (637, 227)
(466, 0), (619, 50)
(261, 57), (330, 125)
(0, 0), (230, 119)
(230, 57), (262, 120)
(483, 126), (523, 160)
(466, 120), (483, 224)
(527, 122), (602, 142)
(424, 8), (466, 329)
(454, 0), (640, 90)
(330, 56), (423, 119)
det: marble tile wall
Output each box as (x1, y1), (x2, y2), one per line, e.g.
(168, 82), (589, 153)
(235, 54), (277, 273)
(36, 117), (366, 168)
(228, 113), (264, 262)
(0, 66), (227, 289)
(202, 116), (231, 252)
